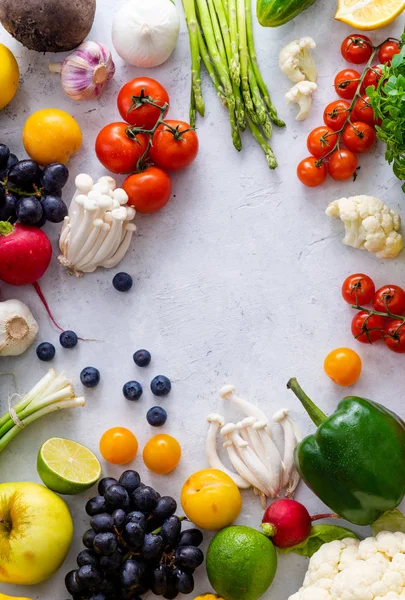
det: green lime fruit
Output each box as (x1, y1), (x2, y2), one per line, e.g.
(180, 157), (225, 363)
(37, 437), (101, 495)
(206, 525), (277, 600)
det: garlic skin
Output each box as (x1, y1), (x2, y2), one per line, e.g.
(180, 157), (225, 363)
(0, 299), (39, 356)
(49, 41), (115, 101)
(112, 0), (180, 68)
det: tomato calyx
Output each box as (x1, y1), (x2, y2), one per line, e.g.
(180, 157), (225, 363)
(350, 301), (405, 344)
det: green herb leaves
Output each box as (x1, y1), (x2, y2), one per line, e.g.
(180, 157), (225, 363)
(277, 525), (358, 558)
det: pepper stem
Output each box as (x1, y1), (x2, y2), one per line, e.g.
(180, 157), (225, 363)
(287, 378), (328, 427)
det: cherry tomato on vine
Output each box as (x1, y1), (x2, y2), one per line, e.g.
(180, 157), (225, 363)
(328, 149), (358, 181)
(342, 274), (375, 305)
(323, 100), (350, 131)
(306, 126), (338, 159)
(100, 427), (139, 465)
(341, 34), (373, 64)
(143, 434), (181, 474)
(384, 320), (405, 353)
(324, 347), (362, 386)
(361, 66), (383, 92)
(149, 120), (199, 171)
(334, 69), (361, 99)
(117, 77), (170, 130)
(95, 123), (149, 174)
(378, 41), (401, 65)
(123, 166), (172, 214)
(353, 95), (379, 127)
(351, 311), (384, 344)
(342, 121), (376, 153)
(297, 156), (327, 187)
(373, 285), (405, 315)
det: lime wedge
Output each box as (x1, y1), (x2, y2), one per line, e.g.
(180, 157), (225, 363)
(37, 437), (102, 495)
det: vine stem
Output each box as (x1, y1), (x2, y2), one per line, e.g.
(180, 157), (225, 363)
(351, 301), (405, 342)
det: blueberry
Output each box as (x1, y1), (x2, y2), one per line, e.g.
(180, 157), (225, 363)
(80, 367), (100, 388)
(123, 380), (143, 401)
(42, 194), (68, 223)
(112, 272), (133, 292)
(16, 196), (43, 225)
(60, 330), (78, 349)
(133, 349), (151, 367)
(41, 162), (69, 193)
(36, 342), (55, 362)
(146, 406), (167, 427)
(150, 375), (171, 397)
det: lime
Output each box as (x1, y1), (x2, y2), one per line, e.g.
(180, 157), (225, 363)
(37, 437), (101, 495)
(206, 525), (277, 600)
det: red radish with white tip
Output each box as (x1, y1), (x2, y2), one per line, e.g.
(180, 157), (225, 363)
(261, 499), (338, 548)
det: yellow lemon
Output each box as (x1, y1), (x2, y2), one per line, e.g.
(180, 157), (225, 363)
(335, 0), (405, 29)
(0, 44), (19, 110)
(23, 108), (82, 165)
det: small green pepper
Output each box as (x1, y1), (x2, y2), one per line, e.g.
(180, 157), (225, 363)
(288, 378), (405, 526)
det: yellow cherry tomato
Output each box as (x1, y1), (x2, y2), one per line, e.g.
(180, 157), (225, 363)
(143, 434), (181, 474)
(194, 595), (224, 600)
(324, 347), (362, 386)
(99, 427), (138, 465)
(23, 108), (82, 165)
(0, 44), (19, 110)
(181, 469), (242, 530)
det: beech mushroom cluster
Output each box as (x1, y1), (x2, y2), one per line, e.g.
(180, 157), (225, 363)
(58, 174), (136, 276)
(206, 385), (302, 507)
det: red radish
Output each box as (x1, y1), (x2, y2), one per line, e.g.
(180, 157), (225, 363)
(261, 499), (338, 548)
(0, 222), (52, 285)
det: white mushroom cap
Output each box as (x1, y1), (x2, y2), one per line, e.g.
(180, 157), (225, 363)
(113, 188), (129, 205)
(96, 175), (117, 191)
(221, 423), (237, 436)
(252, 420), (268, 430)
(98, 195), (114, 210)
(75, 194), (88, 206)
(239, 416), (256, 428)
(75, 174), (94, 193)
(88, 189), (103, 201)
(125, 207), (136, 221)
(220, 384), (236, 398)
(83, 198), (99, 212)
(207, 413), (225, 426)
(111, 207), (128, 221)
(273, 409), (290, 423)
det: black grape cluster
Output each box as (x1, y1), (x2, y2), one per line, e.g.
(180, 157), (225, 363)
(65, 471), (204, 600)
(0, 143), (69, 226)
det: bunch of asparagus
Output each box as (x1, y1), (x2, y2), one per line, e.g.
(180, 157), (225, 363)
(182, 0), (284, 168)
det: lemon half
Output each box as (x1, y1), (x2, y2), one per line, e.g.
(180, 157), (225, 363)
(335, 0), (405, 29)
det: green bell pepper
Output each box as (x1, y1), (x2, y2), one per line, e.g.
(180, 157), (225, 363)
(287, 378), (405, 526)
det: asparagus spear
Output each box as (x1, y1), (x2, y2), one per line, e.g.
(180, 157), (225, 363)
(196, 25), (227, 108)
(248, 55), (272, 138)
(236, 0), (256, 123)
(228, 0), (241, 87)
(182, 0), (205, 119)
(248, 118), (278, 169)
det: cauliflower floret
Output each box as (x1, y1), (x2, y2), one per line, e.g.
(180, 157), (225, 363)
(289, 589), (331, 600)
(326, 195), (403, 259)
(279, 37), (317, 83)
(285, 81), (317, 121)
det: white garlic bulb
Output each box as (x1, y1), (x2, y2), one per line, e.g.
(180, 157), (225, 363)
(0, 299), (39, 356)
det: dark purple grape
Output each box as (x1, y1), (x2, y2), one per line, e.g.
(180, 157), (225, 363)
(77, 565), (102, 590)
(86, 496), (110, 516)
(105, 484), (130, 509)
(98, 477), (118, 495)
(150, 565), (168, 595)
(119, 470), (141, 493)
(89, 594), (106, 600)
(150, 496), (177, 523)
(126, 511), (146, 528)
(83, 528), (97, 549)
(93, 532), (118, 556)
(121, 560), (145, 589)
(161, 515), (181, 545)
(0, 192), (18, 222)
(6, 153), (18, 172)
(90, 513), (115, 533)
(175, 546), (204, 569)
(178, 528), (204, 547)
(174, 570), (194, 594)
(98, 578), (118, 597)
(41, 162), (69, 192)
(16, 196), (43, 225)
(33, 209), (47, 227)
(8, 159), (41, 188)
(99, 549), (122, 574)
(77, 549), (99, 568)
(131, 486), (159, 512)
(124, 522), (145, 549)
(112, 508), (126, 532)
(65, 570), (84, 595)
(141, 533), (164, 560)
(0, 144), (10, 168)
(164, 571), (179, 600)
(42, 194), (68, 223)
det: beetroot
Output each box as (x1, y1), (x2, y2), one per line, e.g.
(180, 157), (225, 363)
(0, 222), (52, 285)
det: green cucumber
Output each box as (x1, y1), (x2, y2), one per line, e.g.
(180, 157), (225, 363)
(257, 0), (316, 27)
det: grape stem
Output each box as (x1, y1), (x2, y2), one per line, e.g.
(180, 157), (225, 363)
(151, 515), (188, 535)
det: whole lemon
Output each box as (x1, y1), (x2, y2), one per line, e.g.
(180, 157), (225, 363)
(23, 108), (82, 165)
(0, 44), (19, 110)
(181, 469), (242, 530)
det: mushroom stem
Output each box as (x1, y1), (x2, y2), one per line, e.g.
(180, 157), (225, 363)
(206, 414), (250, 489)
(100, 224), (136, 269)
(223, 439), (268, 497)
(273, 409), (297, 489)
(253, 420), (283, 497)
(67, 198), (99, 263)
(75, 223), (110, 272)
(220, 385), (271, 433)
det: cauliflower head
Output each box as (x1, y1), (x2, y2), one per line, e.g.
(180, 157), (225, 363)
(289, 532), (405, 600)
(279, 37), (317, 83)
(326, 195), (403, 259)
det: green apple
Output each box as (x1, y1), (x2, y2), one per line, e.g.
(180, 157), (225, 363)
(0, 482), (73, 584)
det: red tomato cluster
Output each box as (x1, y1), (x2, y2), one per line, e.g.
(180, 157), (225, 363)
(342, 274), (405, 353)
(297, 35), (400, 188)
(95, 78), (199, 214)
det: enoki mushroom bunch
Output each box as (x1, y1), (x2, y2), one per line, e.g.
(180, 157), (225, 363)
(206, 385), (302, 507)
(58, 174), (136, 276)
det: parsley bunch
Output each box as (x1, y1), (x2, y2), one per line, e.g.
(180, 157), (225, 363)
(368, 38), (405, 192)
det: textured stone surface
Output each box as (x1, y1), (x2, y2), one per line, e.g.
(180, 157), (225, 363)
(0, 1), (404, 598)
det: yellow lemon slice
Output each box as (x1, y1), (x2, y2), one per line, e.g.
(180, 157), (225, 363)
(335, 0), (405, 29)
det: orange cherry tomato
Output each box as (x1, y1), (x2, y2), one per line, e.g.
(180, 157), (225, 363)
(323, 100), (350, 131)
(353, 95), (380, 127)
(328, 149), (358, 181)
(342, 121), (376, 154)
(297, 156), (327, 187)
(100, 427), (138, 465)
(307, 126), (338, 159)
(123, 166), (172, 214)
(334, 69), (361, 99)
(143, 434), (181, 474)
(324, 347), (362, 386)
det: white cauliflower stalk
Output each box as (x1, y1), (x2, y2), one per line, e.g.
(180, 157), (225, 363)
(326, 195), (403, 259)
(285, 81), (317, 121)
(289, 532), (405, 600)
(279, 37), (317, 83)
